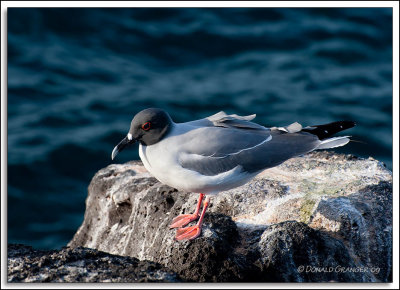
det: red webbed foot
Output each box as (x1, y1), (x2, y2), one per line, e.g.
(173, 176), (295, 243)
(169, 193), (205, 228)
(175, 225), (202, 241)
(173, 195), (210, 241)
(169, 214), (198, 228)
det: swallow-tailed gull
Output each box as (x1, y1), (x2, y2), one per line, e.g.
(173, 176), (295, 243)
(111, 108), (355, 241)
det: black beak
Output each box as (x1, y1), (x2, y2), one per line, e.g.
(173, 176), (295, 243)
(111, 136), (136, 160)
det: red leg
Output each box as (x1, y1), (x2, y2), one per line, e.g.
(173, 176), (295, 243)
(175, 196), (210, 241)
(169, 193), (204, 228)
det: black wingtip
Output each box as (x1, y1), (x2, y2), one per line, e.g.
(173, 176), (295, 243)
(302, 120), (356, 140)
(341, 120), (356, 128)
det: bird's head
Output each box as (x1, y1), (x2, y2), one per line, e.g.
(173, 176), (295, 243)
(111, 108), (172, 160)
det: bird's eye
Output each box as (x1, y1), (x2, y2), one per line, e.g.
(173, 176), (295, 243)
(141, 122), (151, 131)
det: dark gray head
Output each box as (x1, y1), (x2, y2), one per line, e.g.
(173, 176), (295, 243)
(111, 108), (172, 160)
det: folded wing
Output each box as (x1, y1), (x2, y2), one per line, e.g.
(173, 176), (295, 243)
(178, 112), (320, 176)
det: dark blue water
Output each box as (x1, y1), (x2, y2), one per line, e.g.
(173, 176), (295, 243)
(7, 8), (392, 250)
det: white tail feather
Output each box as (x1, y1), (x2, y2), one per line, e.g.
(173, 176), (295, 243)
(317, 136), (351, 149)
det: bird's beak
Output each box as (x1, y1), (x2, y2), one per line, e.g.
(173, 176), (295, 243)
(111, 135), (136, 160)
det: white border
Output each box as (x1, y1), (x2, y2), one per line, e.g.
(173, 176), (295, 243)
(0, 1), (398, 8)
(1, 1), (398, 289)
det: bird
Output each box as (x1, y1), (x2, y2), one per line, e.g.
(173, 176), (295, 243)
(111, 108), (355, 241)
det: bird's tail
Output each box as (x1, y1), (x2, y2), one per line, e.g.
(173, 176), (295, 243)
(316, 136), (351, 149)
(301, 121), (356, 150)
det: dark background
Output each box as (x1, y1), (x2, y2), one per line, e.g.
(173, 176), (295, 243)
(8, 8), (392, 249)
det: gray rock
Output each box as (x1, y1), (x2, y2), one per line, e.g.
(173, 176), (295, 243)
(309, 181), (392, 282)
(7, 244), (181, 282)
(256, 221), (374, 282)
(68, 151), (392, 282)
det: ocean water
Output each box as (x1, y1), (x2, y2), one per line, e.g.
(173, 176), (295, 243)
(7, 8), (393, 250)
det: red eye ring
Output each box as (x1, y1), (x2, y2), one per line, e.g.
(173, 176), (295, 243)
(141, 122), (151, 131)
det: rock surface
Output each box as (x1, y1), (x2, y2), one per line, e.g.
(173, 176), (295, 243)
(68, 151), (392, 282)
(7, 244), (181, 282)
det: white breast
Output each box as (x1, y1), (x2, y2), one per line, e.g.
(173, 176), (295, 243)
(139, 135), (209, 192)
(138, 124), (190, 189)
(139, 142), (178, 186)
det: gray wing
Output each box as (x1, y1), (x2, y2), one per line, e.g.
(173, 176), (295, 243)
(178, 127), (320, 176)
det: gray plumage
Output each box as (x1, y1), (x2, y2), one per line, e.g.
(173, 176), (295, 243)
(177, 125), (319, 176)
